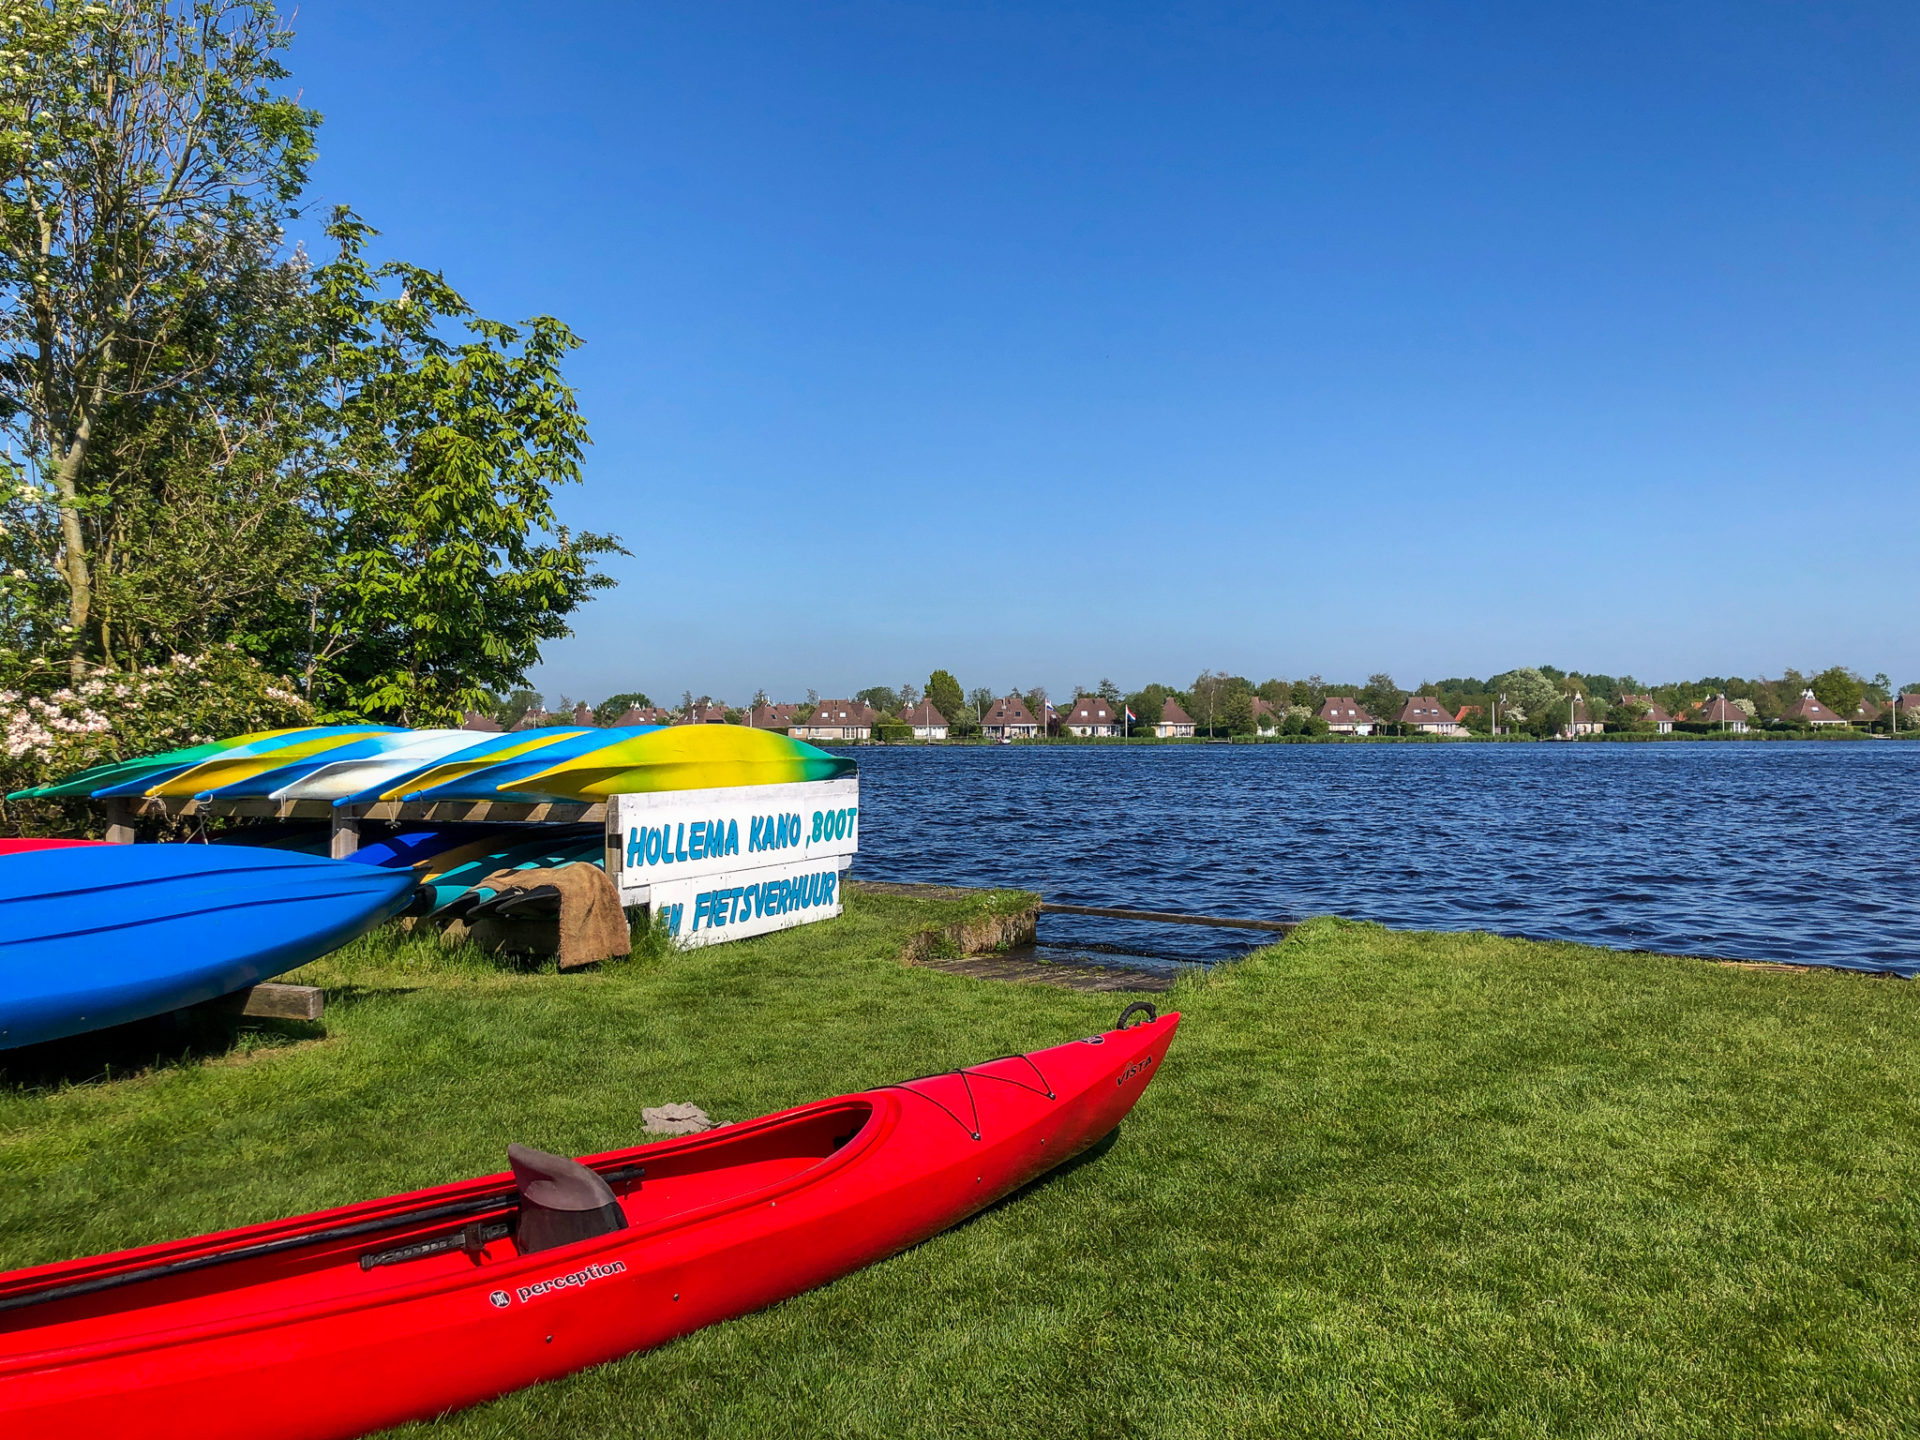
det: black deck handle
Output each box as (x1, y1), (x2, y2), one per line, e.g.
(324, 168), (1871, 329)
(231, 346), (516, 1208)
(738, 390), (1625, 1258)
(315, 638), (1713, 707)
(1115, 1001), (1158, 1030)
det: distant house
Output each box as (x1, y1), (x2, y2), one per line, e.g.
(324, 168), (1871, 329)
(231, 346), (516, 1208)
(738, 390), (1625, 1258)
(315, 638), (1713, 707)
(1563, 694), (1603, 737)
(1395, 695), (1465, 737)
(1619, 695), (1673, 733)
(1315, 696), (1376, 735)
(1696, 695), (1749, 732)
(673, 703), (731, 726)
(790, 700), (877, 742)
(1455, 704), (1483, 729)
(980, 695), (1040, 740)
(898, 698), (949, 740)
(571, 702), (598, 727)
(1061, 695), (1122, 737)
(510, 706), (549, 732)
(1779, 689), (1847, 727)
(1152, 697), (1196, 738)
(1896, 694), (1920, 730)
(461, 711), (504, 733)
(1250, 697), (1279, 732)
(746, 702), (804, 731)
(1849, 697), (1883, 726)
(613, 706), (673, 727)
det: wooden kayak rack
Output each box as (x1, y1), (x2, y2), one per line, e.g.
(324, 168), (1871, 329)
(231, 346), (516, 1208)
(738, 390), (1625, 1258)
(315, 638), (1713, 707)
(100, 796), (609, 860)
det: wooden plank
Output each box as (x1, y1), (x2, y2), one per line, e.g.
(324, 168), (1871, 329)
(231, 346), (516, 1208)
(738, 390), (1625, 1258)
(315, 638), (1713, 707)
(213, 984), (325, 1021)
(103, 797), (136, 845)
(1038, 902), (1295, 933)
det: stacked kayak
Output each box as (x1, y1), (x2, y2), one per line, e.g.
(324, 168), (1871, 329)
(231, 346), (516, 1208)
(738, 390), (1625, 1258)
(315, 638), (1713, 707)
(0, 847), (418, 1049)
(11, 726), (407, 802)
(0, 1009), (1180, 1439)
(8, 724), (855, 809)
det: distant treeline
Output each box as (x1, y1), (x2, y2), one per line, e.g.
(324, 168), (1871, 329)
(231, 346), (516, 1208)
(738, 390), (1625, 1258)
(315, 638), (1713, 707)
(500, 664), (1919, 739)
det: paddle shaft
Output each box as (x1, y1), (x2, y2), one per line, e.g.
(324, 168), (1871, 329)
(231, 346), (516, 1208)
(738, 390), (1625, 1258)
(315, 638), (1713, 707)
(0, 1162), (645, 1316)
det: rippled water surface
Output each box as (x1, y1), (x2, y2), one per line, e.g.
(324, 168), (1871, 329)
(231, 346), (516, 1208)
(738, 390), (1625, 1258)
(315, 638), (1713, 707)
(846, 743), (1919, 975)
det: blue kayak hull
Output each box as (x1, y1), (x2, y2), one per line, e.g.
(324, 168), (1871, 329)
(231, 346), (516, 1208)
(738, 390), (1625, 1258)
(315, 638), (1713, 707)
(0, 847), (418, 1049)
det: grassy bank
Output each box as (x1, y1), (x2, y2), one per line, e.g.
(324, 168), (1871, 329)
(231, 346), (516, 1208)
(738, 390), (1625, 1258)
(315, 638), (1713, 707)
(4, 896), (1919, 1436)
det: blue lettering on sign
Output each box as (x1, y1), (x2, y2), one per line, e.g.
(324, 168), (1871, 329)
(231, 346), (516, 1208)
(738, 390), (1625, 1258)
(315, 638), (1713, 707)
(631, 813), (833, 874)
(686, 869), (840, 932)
(748, 812), (815, 854)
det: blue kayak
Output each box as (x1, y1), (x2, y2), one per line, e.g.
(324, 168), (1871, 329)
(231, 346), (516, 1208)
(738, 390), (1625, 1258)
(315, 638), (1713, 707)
(0, 847), (418, 1049)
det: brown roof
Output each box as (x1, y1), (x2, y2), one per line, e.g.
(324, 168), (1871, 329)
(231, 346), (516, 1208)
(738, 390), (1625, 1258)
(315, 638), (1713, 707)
(1621, 695), (1673, 725)
(899, 698), (947, 727)
(982, 695), (1038, 728)
(1315, 696), (1376, 725)
(1250, 697), (1277, 717)
(614, 706), (672, 726)
(747, 703), (804, 728)
(1062, 695), (1120, 726)
(1780, 690), (1845, 724)
(1159, 697), (1194, 725)
(803, 699), (879, 727)
(673, 703), (731, 725)
(1851, 697), (1883, 721)
(461, 711), (504, 732)
(1567, 694), (1597, 726)
(1394, 695), (1452, 725)
(571, 702), (598, 726)
(509, 708), (549, 732)
(1697, 695), (1747, 725)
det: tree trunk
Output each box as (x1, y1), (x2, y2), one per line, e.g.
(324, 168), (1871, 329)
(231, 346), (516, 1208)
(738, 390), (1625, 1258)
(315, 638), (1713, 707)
(51, 418), (95, 686)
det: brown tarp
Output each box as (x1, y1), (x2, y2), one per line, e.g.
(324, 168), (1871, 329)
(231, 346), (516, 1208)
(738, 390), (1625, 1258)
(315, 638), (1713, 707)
(441, 862), (631, 970)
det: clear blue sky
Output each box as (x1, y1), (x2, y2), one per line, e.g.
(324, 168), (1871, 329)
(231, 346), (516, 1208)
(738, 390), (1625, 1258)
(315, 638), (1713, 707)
(289, 2), (1920, 704)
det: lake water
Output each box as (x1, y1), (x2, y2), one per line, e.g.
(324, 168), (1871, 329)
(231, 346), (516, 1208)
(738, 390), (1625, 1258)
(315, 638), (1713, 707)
(846, 742), (1919, 977)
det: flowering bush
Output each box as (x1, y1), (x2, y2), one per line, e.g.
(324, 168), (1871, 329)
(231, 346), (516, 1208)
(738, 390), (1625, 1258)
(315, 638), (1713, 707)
(0, 648), (314, 835)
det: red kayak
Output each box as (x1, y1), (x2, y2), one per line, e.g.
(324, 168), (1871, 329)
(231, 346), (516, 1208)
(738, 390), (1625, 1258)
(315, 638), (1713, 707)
(0, 839), (101, 855)
(0, 1006), (1178, 1438)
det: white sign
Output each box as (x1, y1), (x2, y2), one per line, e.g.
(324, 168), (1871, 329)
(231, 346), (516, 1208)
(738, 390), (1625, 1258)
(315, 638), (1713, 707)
(647, 857), (845, 948)
(608, 778), (859, 905)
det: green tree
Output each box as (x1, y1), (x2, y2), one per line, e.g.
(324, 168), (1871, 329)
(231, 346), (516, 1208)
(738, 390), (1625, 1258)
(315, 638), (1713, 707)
(1189, 670), (1231, 736)
(1220, 689), (1256, 736)
(1125, 683), (1169, 736)
(1490, 667), (1559, 729)
(926, 669), (966, 724)
(0, 0), (319, 681)
(1809, 666), (1864, 719)
(1097, 677), (1121, 704)
(856, 685), (901, 716)
(288, 212), (620, 724)
(1359, 672), (1406, 731)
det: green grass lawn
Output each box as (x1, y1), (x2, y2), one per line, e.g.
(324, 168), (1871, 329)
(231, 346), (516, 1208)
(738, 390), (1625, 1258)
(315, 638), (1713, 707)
(5, 891), (1920, 1437)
